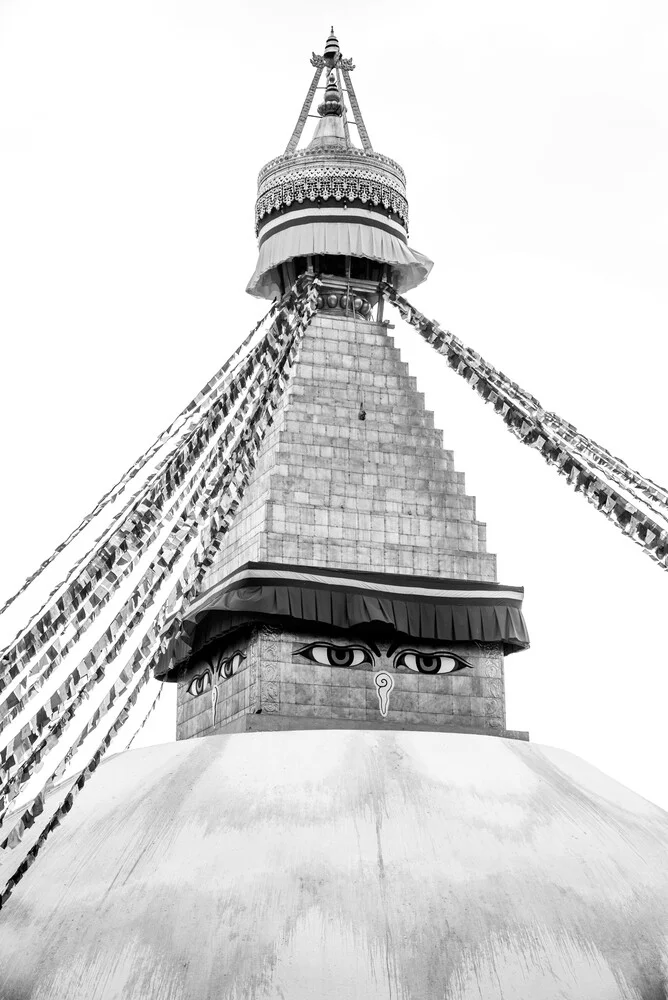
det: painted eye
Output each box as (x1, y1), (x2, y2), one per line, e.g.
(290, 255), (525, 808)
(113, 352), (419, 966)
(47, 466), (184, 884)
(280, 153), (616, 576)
(219, 651), (246, 680)
(187, 671), (212, 696)
(295, 643), (372, 668)
(395, 651), (468, 674)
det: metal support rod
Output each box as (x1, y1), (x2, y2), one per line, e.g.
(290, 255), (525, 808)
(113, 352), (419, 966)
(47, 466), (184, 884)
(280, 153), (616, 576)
(285, 65), (323, 154)
(335, 66), (351, 147)
(341, 67), (373, 152)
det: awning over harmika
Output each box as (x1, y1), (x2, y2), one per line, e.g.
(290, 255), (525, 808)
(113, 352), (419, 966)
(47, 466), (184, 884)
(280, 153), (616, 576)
(246, 205), (433, 299)
(157, 562), (529, 677)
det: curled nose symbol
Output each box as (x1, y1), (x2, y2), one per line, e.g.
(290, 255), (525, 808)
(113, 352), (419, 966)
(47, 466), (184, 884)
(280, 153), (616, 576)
(374, 671), (394, 717)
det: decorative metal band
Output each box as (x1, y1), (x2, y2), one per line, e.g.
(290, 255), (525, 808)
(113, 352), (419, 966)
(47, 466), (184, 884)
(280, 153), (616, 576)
(258, 148), (406, 188)
(255, 168), (409, 233)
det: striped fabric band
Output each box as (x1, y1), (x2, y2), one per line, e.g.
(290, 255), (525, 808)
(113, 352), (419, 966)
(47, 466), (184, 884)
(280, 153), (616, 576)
(189, 562), (525, 617)
(157, 562), (529, 676)
(257, 205), (408, 247)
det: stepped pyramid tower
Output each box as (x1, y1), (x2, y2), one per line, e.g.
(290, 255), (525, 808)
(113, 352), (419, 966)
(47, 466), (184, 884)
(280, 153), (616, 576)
(2, 30), (668, 1000)
(157, 28), (529, 740)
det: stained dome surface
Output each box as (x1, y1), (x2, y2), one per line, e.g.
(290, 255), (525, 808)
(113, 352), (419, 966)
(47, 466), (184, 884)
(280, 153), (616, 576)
(1, 729), (667, 999)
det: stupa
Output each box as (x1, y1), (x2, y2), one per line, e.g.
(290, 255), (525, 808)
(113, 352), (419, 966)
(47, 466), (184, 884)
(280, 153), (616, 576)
(157, 27), (528, 742)
(0, 29), (667, 1000)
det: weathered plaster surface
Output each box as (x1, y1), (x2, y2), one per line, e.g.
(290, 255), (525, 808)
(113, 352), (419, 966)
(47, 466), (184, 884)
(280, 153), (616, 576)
(1, 730), (667, 999)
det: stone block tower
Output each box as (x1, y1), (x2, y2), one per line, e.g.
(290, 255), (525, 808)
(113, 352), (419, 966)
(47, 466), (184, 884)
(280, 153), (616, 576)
(157, 29), (529, 740)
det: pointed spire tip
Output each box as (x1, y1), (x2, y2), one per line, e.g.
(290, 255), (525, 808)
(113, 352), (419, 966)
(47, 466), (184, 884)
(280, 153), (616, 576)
(323, 27), (340, 66)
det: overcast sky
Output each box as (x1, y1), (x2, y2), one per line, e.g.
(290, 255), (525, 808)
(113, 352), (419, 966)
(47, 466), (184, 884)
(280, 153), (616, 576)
(1, 0), (667, 807)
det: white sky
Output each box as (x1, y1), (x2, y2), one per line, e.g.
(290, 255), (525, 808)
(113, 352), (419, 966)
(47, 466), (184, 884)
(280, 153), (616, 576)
(1, 1), (667, 808)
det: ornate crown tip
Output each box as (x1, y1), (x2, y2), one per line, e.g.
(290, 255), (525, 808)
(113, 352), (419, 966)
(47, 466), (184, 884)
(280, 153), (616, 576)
(324, 28), (340, 66)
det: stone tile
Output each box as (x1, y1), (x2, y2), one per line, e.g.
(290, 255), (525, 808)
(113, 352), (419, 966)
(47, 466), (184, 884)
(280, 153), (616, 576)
(453, 696), (472, 716)
(294, 683), (315, 705)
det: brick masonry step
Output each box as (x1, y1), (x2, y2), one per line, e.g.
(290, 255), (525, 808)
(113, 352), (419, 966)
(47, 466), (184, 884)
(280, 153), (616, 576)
(200, 313), (498, 587)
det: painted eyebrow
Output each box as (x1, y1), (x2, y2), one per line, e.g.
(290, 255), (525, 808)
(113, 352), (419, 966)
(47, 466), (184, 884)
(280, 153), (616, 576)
(190, 667), (212, 679)
(387, 644), (469, 661)
(294, 639), (378, 655)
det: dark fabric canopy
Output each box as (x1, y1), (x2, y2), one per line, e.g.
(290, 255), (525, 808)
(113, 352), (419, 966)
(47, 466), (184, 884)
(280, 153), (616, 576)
(156, 562), (529, 678)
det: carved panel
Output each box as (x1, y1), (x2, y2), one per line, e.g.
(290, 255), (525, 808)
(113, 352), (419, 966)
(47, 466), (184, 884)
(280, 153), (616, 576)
(259, 627), (281, 714)
(249, 633), (260, 715)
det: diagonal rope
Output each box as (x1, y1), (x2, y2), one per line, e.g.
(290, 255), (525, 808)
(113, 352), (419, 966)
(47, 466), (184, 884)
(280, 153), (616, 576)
(0, 312), (287, 705)
(0, 313), (280, 673)
(383, 284), (668, 573)
(0, 278), (319, 908)
(0, 373), (279, 817)
(0, 301), (278, 626)
(0, 329), (284, 734)
(123, 681), (165, 752)
(0, 280), (320, 820)
(541, 416), (668, 511)
(0, 406), (255, 806)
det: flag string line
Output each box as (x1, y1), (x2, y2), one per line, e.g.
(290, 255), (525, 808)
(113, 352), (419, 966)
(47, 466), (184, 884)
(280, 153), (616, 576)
(383, 285), (668, 571)
(0, 332), (284, 735)
(0, 278), (319, 907)
(0, 280), (319, 819)
(0, 311), (288, 698)
(0, 302), (278, 627)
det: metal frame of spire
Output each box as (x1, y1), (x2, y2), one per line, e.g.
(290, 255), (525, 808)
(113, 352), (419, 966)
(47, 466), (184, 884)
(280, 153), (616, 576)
(334, 65), (352, 147)
(284, 64), (323, 154)
(284, 29), (373, 154)
(340, 65), (373, 152)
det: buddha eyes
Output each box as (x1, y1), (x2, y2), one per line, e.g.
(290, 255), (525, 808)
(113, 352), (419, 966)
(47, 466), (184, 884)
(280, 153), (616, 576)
(395, 651), (468, 674)
(293, 643), (471, 674)
(186, 652), (246, 697)
(218, 651), (245, 679)
(187, 670), (212, 697)
(295, 643), (373, 668)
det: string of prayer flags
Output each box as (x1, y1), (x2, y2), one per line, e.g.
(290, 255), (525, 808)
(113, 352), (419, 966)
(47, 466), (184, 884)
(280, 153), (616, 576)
(0, 276), (319, 910)
(0, 301), (278, 627)
(383, 284), (668, 573)
(0, 307), (296, 715)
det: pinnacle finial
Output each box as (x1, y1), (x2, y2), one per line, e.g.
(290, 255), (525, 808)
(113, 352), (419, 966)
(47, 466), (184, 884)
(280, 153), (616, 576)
(323, 27), (340, 66)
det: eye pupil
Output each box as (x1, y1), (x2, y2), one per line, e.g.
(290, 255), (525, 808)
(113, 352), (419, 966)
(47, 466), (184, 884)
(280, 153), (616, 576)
(329, 648), (353, 666)
(417, 655), (439, 673)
